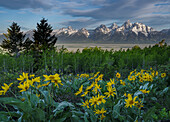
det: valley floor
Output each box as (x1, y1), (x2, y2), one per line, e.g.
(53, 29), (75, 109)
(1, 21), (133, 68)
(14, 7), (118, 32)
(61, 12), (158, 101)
(55, 43), (159, 52)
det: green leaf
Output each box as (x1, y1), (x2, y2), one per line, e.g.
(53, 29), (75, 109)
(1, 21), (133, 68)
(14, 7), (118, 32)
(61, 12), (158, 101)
(143, 106), (156, 121)
(54, 117), (66, 122)
(151, 97), (157, 101)
(112, 100), (122, 119)
(159, 87), (169, 96)
(31, 108), (45, 121)
(134, 90), (143, 97)
(0, 97), (32, 113)
(140, 82), (149, 89)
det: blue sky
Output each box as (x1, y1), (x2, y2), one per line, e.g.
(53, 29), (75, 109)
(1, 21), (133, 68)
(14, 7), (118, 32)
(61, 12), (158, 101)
(0, 0), (170, 33)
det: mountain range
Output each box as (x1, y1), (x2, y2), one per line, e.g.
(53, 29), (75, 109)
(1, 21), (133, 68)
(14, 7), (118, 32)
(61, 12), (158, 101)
(1, 20), (170, 43)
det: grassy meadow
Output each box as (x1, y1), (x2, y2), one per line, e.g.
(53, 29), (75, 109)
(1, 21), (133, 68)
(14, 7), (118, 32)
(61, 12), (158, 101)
(0, 43), (169, 121)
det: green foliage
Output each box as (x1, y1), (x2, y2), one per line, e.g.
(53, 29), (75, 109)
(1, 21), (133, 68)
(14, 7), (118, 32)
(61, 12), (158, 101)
(33, 18), (57, 52)
(0, 22), (28, 56)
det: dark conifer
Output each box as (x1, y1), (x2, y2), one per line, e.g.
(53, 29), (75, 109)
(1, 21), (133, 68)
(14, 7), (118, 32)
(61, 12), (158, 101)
(1, 22), (25, 56)
(33, 18), (57, 52)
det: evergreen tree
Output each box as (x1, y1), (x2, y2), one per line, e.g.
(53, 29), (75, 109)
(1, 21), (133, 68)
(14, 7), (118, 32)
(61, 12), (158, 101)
(33, 18), (57, 52)
(23, 38), (33, 53)
(1, 22), (26, 56)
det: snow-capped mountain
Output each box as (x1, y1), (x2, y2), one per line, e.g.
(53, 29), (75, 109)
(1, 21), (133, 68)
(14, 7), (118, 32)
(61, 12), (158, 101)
(1, 20), (170, 43)
(53, 26), (78, 35)
(94, 24), (111, 34)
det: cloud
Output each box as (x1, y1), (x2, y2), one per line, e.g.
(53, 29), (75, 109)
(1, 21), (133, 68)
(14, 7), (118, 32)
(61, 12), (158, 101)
(0, 0), (53, 10)
(60, 18), (98, 29)
(0, 10), (6, 13)
(21, 26), (30, 31)
(60, 0), (170, 30)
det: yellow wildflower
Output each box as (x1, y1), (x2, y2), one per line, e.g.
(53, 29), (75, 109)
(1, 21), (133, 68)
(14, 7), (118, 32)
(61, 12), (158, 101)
(124, 93), (128, 97)
(32, 77), (41, 83)
(92, 83), (101, 94)
(17, 72), (29, 83)
(36, 94), (40, 97)
(98, 74), (104, 81)
(148, 75), (153, 82)
(94, 107), (106, 115)
(135, 99), (143, 109)
(1, 83), (13, 95)
(101, 114), (106, 120)
(86, 82), (94, 91)
(116, 72), (121, 78)
(81, 90), (89, 97)
(125, 94), (138, 108)
(155, 71), (158, 76)
(97, 94), (106, 104)
(18, 81), (30, 92)
(29, 74), (35, 78)
(139, 78), (144, 83)
(37, 84), (42, 88)
(104, 86), (116, 98)
(42, 82), (50, 86)
(161, 73), (166, 78)
(140, 89), (150, 94)
(120, 80), (125, 86)
(51, 77), (63, 88)
(75, 85), (83, 96)
(82, 100), (89, 108)
(93, 72), (100, 78)
(89, 96), (99, 108)
(106, 78), (115, 87)
(0, 90), (3, 95)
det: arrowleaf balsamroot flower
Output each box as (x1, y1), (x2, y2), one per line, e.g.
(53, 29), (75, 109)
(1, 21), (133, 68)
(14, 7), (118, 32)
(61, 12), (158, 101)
(81, 90), (89, 97)
(92, 83), (101, 94)
(161, 73), (166, 78)
(43, 73), (59, 81)
(97, 94), (106, 104)
(135, 99), (144, 109)
(17, 72), (29, 83)
(94, 107), (106, 115)
(116, 72), (121, 78)
(125, 94), (138, 108)
(104, 86), (116, 98)
(43, 73), (63, 88)
(18, 81), (30, 92)
(1, 83), (13, 95)
(89, 96), (100, 108)
(106, 79), (115, 87)
(75, 85), (83, 96)
(0, 91), (3, 95)
(86, 82), (94, 91)
(82, 100), (90, 108)
(140, 89), (150, 94)
(51, 77), (63, 88)
(94, 107), (107, 120)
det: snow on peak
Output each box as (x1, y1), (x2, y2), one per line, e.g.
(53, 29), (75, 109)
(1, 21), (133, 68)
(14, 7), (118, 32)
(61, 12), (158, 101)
(132, 22), (154, 36)
(110, 23), (118, 30)
(123, 20), (133, 29)
(78, 28), (89, 37)
(95, 24), (111, 34)
(54, 26), (78, 35)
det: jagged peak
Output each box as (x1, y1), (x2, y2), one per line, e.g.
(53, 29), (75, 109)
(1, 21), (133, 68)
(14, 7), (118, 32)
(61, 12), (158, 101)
(110, 23), (118, 29)
(122, 20), (133, 29)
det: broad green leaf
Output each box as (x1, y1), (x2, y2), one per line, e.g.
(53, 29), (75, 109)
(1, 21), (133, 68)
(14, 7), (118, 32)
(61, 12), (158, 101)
(143, 107), (156, 121)
(31, 108), (45, 121)
(159, 87), (169, 96)
(134, 90), (143, 97)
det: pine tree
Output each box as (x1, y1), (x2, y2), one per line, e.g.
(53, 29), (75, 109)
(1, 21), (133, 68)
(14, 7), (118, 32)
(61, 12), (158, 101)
(33, 18), (57, 52)
(1, 22), (25, 56)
